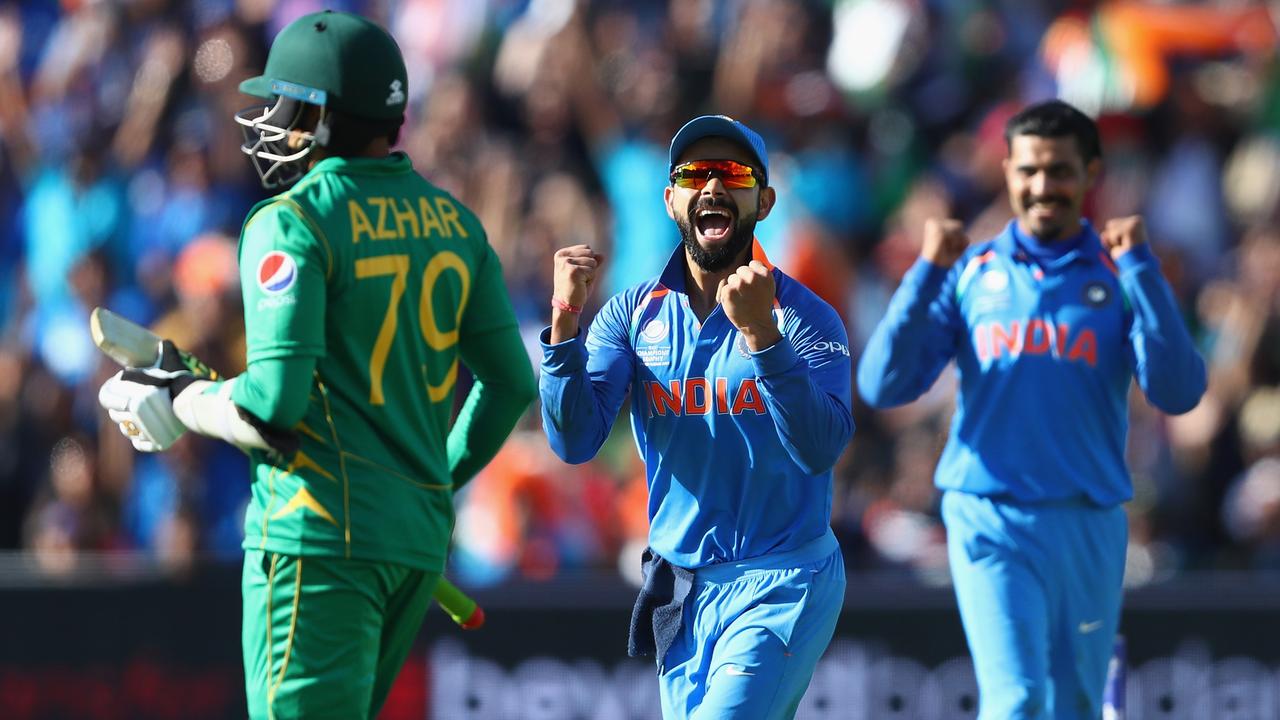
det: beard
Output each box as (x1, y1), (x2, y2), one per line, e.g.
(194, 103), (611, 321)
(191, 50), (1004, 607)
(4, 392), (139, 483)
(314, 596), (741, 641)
(1019, 195), (1076, 241)
(676, 196), (759, 273)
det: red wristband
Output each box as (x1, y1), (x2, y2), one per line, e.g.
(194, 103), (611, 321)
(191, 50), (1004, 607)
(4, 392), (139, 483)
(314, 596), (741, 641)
(551, 297), (582, 314)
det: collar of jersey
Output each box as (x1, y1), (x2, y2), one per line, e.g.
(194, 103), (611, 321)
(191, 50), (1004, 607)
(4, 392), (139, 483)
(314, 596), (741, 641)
(993, 219), (1109, 272)
(656, 236), (775, 294)
(307, 151), (413, 177)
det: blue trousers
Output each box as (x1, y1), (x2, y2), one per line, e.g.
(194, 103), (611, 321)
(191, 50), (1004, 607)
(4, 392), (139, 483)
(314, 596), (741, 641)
(942, 491), (1127, 720)
(658, 531), (845, 720)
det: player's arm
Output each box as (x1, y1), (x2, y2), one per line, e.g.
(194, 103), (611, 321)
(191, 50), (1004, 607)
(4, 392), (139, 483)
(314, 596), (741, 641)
(167, 355), (304, 458)
(719, 260), (853, 475)
(856, 219), (967, 408)
(1102, 216), (1207, 414)
(99, 204), (323, 457)
(189, 202), (326, 454)
(448, 246), (537, 490)
(753, 301), (854, 476)
(539, 245), (633, 464)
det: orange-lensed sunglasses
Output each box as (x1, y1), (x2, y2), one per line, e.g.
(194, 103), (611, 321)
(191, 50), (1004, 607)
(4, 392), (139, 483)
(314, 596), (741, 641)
(669, 159), (762, 190)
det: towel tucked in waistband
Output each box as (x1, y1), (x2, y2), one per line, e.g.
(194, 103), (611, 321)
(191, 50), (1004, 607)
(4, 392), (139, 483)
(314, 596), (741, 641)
(627, 547), (694, 666)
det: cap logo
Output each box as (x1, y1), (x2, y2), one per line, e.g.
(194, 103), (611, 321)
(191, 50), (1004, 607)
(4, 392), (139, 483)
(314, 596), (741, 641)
(386, 79), (405, 106)
(270, 80), (326, 105)
(257, 251), (298, 295)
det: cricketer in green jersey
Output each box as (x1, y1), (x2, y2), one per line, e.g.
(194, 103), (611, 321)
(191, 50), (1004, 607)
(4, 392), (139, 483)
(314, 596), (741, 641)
(97, 11), (536, 719)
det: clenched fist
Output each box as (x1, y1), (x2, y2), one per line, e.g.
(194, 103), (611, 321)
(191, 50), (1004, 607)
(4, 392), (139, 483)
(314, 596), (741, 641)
(553, 245), (605, 309)
(1099, 216), (1147, 260)
(549, 244), (604, 343)
(921, 219), (970, 269)
(718, 260), (781, 351)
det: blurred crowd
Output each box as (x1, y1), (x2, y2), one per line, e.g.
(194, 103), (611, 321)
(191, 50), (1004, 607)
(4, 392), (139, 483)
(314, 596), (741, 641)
(1, 0), (1277, 589)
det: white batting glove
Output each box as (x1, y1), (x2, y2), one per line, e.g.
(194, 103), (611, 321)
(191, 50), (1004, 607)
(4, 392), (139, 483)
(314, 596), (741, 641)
(98, 371), (188, 452)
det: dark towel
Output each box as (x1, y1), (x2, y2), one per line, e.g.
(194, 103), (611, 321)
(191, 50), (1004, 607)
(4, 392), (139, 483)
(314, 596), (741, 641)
(627, 548), (695, 667)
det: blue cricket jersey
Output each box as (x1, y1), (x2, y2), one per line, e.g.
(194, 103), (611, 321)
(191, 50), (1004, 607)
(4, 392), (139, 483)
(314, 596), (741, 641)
(541, 240), (853, 568)
(858, 220), (1206, 506)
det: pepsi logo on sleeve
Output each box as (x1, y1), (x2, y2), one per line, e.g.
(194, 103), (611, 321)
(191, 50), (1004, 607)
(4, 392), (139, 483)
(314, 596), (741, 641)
(257, 251), (298, 295)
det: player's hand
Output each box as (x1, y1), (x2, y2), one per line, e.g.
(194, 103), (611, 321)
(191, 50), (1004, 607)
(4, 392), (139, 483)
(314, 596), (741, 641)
(119, 340), (206, 399)
(921, 219), (969, 268)
(552, 244), (605, 310)
(1100, 215), (1147, 260)
(98, 371), (187, 452)
(718, 260), (781, 351)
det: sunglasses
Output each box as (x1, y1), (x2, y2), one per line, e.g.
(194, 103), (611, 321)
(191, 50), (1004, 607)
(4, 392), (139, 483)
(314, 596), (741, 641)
(669, 159), (762, 190)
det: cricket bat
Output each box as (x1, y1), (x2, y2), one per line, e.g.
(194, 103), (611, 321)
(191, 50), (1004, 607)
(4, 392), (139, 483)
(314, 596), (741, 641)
(90, 307), (485, 630)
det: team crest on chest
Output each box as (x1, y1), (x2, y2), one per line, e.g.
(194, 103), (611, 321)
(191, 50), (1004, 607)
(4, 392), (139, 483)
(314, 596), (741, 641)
(641, 319), (668, 342)
(981, 269), (1009, 291)
(636, 318), (672, 368)
(1083, 281), (1111, 308)
(972, 268), (1011, 314)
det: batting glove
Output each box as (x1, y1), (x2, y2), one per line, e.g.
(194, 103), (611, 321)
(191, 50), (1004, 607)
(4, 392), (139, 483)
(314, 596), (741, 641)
(98, 372), (187, 452)
(98, 340), (204, 453)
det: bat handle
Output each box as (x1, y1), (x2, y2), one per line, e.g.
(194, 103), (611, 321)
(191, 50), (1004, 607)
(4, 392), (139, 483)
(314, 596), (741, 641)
(434, 577), (484, 630)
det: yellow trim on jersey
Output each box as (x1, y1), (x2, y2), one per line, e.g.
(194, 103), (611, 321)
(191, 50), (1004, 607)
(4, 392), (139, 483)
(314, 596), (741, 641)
(270, 487), (339, 526)
(288, 449), (337, 482)
(295, 421), (327, 444)
(264, 552), (279, 720)
(244, 197), (335, 281)
(315, 376), (352, 557)
(267, 556), (303, 716)
(277, 197), (335, 282)
(283, 169), (326, 197)
(260, 465), (279, 550)
(341, 451), (453, 490)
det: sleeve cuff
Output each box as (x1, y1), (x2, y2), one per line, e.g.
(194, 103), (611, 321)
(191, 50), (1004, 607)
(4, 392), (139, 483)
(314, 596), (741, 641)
(539, 326), (588, 375)
(1114, 244), (1156, 272)
(749, 335), (800, 377)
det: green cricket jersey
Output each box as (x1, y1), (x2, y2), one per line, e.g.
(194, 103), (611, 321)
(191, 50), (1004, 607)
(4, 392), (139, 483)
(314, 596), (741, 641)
(234, 152), (532, 572)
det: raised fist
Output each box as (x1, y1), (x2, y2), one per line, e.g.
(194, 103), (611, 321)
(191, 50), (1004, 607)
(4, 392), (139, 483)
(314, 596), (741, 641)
(921, 219), (970, 269)
(718, 260), (781, 351)
(552, 245), (605, 309)
(1100, 216), (1148, 260)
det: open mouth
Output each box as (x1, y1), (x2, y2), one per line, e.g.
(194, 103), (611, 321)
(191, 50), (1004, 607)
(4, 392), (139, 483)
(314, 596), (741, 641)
(694, 206), (735, 242)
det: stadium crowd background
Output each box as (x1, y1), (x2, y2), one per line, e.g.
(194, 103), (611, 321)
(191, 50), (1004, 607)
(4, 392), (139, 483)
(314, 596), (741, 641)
(0, 0), (1277, 591)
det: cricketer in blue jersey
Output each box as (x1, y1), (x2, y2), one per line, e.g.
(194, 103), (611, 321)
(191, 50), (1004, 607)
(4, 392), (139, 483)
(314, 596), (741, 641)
(540, 115), (852, 719)
(858, 100), (1206, 719)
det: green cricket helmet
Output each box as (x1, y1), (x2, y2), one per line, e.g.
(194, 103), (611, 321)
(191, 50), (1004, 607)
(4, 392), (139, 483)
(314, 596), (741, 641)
(235, 10), (408, 188)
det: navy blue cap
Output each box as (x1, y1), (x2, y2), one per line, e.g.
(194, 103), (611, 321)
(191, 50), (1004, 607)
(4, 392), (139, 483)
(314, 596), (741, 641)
(669, 115), (769, 185)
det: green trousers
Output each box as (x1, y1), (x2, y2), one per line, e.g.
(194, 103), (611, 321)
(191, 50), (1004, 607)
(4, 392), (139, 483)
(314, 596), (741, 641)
(242, 550), (440, 719)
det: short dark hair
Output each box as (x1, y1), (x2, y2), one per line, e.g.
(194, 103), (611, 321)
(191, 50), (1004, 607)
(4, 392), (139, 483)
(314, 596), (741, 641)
(1004, 100), (1101, 164)
(320, 109), (403, 157)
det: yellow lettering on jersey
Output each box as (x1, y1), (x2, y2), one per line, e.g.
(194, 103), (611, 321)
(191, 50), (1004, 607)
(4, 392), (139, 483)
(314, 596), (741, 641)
(270, 487), (338, 526)
(391, 197), (420, 238)
(349, 200), (376, 243)
(356, 254), (410, 405)
(420, 251), (471, 350)
(427, 357), (458, 403)
(434, 197), (469, 238)
(419, 197), (445, 238)
(368, 197), (398, 240)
